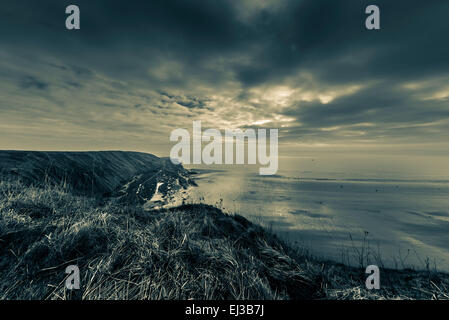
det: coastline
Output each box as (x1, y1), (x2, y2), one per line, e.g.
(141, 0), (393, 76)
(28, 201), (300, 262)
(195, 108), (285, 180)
(0, 179), (448, 300)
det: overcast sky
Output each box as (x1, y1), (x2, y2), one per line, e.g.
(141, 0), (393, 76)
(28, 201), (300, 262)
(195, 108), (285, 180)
(1, 0), (449, 159)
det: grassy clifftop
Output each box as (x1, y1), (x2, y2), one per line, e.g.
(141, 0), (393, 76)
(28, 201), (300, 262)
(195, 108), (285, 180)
(0, 181), (448, 300)
(0, 150), (195, 205)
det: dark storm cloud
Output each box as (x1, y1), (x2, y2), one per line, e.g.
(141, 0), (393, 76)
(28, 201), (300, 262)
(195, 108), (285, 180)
(159, 92), (211, 110)
(281, 81), (449, 143)
(235, 0), (449, 86)
(65, 81), (83, 88)
(0, 0), (248, 88)
(1, 0), (449, 151)
(284, 82), (449, 128)
(1, 0), (448, 84)
(1, 0), (448, 86)
(19, 76), (50, 90)
(177, 99), (207, 110)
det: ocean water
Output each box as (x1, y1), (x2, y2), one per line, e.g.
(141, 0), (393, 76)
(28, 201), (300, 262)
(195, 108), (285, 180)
(187, 155), (449, 271)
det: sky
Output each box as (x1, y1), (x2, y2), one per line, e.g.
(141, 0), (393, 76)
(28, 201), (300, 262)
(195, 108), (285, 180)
(1, 0), (449, 164)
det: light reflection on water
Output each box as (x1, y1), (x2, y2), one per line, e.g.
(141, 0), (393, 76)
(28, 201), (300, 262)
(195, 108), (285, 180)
(188, 166), (449, 272)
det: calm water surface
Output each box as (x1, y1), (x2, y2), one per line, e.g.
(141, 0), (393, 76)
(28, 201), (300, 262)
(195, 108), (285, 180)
(187, 156), (449, 271)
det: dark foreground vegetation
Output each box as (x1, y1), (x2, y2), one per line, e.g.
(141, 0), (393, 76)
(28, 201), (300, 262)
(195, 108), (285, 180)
(1, 181), (448, 300)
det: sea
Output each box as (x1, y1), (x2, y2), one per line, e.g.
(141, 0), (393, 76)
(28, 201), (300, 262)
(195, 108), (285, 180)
(186, 154), (449, 272)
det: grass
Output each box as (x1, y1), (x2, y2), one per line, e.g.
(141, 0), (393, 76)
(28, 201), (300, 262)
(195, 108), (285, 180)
(0, 180), (448, 300)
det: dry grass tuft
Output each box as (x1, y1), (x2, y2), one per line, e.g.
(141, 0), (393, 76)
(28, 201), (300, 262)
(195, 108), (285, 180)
(0, 181), (448, 300)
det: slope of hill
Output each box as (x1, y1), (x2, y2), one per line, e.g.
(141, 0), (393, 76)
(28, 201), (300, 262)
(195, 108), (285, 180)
(0, 181), (448, 300)
(0, 150), (195, 205)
